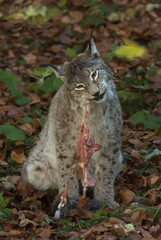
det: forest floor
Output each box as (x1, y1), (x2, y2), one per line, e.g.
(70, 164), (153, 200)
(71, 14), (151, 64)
(0, 0), (161, 239)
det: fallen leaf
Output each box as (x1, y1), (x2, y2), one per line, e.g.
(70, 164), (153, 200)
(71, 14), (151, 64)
(8, 175), (21, 184)
(131, 210), (147, 225)
(119, 189), (135, 204)
(0, 230), (21, 237)
(17, 182), (34, 197)
(150, 176), (159, 185)
(113, 225), (126, 237)
(128, 230), (142, 240)
(109, 217), (125, 225)
(11, 151), (26, 164)
(60, 34), (73, 45)
(138, 226), (153, 239)
(80, 227), (94, 239)
(19, 210), (37, 220)
(69, 11), (84, 22)
(19, 218), (38, 227)
(19, 123), (34, 135)
(38, 227), (52, 238)
(23, 53), (37, 64)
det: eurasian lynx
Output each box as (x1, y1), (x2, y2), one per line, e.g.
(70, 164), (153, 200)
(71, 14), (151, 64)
(22, 34), (122, 209)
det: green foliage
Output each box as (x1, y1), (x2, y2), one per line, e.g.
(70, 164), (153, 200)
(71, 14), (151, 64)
(39, 214), (53, 226)
(0, 69), (21, 97)
(82, 1), (117, 27)
(30, 66), (52, 78)
(22, 116), (34, 124)
(132, 110), (161, 129)
(29, 67), (63, 94)
(6, 4), (67, 25)
(65, 46), (80, 58)
(15, 96), (30, 106)
(137, 162), (156, 175)
(39, 75), (63, 93)
(39, 117), (47, 127)
(0, 123), (26, 141)
(106, 45), (119, 62)
(121, 73), (150, 89)
(145, 148), (161, 161)
(31, 106), (42, 117)
(147, 63), (158, 77)
(16, 59), (27, 66)
(0, 70), (29, 105)
(154, 39), (161, 51)
(0, 192), (12, 220)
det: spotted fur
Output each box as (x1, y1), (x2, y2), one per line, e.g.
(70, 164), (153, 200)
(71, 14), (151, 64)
(22, 36), (122, 209)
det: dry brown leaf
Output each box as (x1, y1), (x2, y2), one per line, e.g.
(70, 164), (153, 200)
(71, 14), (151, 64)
(31, 118), (40, 130)
(131, 149), (143, 160)
(128, 230), (142, 240)
(73, 0), (86, 6)
(8, 175), (21, 185)
(29, 93), (40, 105)
(109, 217), (125, 225)
(119, 189), (135, 204)
(80, 227), (94, 239)
(61, 15), (72, 24)
(69, 11), (84, 22)
(131, 210), (147, 225)
(11, 151), (26, 164)
(114, 226), (126, 237)
(0, 230), (21, 237)
(38, 227), (52, 238)
(0, 151), (5, 161)
(19, 210), (37, 220)
(150, 176), (160, 185)
(0, 98), (5, 105)
(19, 218), (38, 227)
(15, 140), (25, 146)
(17, 182), (34, 197)
(124, 208), (132, 214)
(8, 49), (15, 58)
(23, 53), (37, 64)
(60, 34), (73, 45)
(138, 226), (153, 239)
(67, 231), (80, 240)
(101, 232), (117, 240)
(19, 123), (34, 136)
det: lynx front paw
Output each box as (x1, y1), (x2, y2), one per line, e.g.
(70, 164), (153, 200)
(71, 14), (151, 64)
(87, 199), (119, 211)
(106, 201), (119, 209)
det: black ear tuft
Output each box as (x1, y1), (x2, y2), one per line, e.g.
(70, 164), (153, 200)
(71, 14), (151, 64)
(85, 28), (100, 56)
(39, 64), (62, 77)
(88, 27), (95, 53)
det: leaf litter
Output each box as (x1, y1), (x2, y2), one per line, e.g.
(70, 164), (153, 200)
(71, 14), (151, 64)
(0, 0), (161, 239)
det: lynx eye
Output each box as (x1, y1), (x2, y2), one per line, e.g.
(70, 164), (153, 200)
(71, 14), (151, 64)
(75, 83), (85, 90)
(90, 70), (98, 81)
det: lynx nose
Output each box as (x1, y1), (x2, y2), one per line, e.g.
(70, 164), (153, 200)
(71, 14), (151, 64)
(93, 91), (100, 97)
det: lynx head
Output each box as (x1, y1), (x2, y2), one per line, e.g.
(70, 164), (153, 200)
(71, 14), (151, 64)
(46, 35), (115, 104)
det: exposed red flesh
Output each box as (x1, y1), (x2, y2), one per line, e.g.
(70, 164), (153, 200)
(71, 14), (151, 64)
(73, 101), (101, 196)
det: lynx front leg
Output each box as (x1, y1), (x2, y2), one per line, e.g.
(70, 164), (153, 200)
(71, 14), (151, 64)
(94, 150), (121, 209)
(53, 152), (79, 217)
(57, 151), (79, 199)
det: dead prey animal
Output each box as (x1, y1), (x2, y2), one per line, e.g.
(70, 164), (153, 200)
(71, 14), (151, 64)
(54, 101), (101, 218)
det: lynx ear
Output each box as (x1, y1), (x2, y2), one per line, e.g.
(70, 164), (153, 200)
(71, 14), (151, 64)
(86, 36), (100, 56)
(40, 64), (62, 78)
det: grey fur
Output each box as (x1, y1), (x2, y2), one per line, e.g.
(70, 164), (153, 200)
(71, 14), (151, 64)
(22, 37), (122, 209)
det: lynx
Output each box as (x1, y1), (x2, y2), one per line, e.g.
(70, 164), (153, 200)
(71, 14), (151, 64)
(22, 35), (122, 210)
